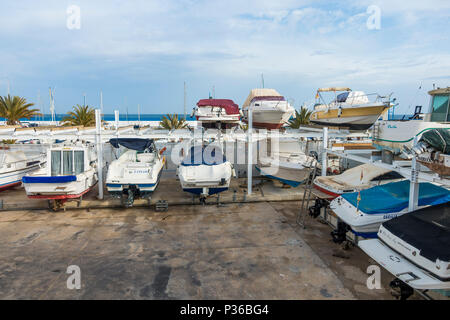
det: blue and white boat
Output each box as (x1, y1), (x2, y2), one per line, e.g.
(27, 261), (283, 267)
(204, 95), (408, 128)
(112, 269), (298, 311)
(177, 145), (233, 198)
(106, 138), (165, 204)
(22, 142), (98, 201)
(330, 180), (450, 238)
(256, 139), (316, 187)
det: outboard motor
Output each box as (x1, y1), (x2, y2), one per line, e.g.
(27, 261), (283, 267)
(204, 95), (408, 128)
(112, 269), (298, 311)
(309, 151), (318, 160)
(309, 199), (326, 218)
(331, 221), (350, 244)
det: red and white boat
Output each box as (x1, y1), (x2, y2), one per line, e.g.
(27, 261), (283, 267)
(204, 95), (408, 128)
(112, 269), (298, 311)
(242, 89), (296, 129)
(193, 99), (240, 129)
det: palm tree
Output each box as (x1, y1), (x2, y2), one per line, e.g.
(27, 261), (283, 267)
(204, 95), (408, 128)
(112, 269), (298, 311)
(288, 106), (312, 129)
(159, 114), (188, 130)
(61, 105), (96, 127)
(0, 95), (41, 125)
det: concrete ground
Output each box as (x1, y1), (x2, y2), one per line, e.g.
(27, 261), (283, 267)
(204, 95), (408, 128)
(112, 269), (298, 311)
(0, 195), (406, 300)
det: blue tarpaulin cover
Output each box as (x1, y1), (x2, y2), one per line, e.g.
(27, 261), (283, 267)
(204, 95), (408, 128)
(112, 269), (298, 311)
(109, 138), (154, 151)
(181, 146), (226, 166)
(22, 175), (77, 183)
(341, 180), (450, 214)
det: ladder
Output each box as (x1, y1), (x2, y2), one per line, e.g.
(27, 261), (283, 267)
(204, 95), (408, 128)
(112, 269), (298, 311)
(296, 162), (319, 228)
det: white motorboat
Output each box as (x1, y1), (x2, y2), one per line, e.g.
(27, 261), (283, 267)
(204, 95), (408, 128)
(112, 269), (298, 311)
(106, 138), (165, 206)
(330, 180), (450, 238)
(0, 148), (46, 191)
(242, 89), (296, 129)
(256, 139), (316, 187)
(22, 141), (98, 203)
(310, 87), (392, 130)
(177, 145), (233, 199)
(313, 163), (404, 200)
(359, 202), (450, 292)
(373, 87), (450, 154)
(193, 99), (240, 129)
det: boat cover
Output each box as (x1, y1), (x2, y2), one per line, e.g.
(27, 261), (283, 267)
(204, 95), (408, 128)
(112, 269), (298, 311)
(242, 89), (282, 108)
(22, 175), (77, 183)
(420, 128), (450, 154)
(341, 180), (450, 214)
(109, 138), (154, 152)
(181, 146), (226, 166)
(196, 99), (240, 115)
(382, 202), (450, 262)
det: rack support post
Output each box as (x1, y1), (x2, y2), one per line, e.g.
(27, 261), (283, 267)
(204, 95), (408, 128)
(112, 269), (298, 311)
(247, 107), (253, 195)
(321, 127), (328, 177)
(96, 109), (104, 200)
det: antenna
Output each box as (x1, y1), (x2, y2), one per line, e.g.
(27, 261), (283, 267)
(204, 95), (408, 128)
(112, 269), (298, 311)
(7, 80), (10, 95)
(37, 90), (41, 121)
(184, 81), (187, 119)
(49, 87), (56, 124)
(83, 93), (86, 107)
(261, 74), (265, 88)
(212, 85), (215, 99)
(138, 104), (140, 123)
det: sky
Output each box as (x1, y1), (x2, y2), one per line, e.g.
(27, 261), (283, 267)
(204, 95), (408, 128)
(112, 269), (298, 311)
(0, 0), (449, 115)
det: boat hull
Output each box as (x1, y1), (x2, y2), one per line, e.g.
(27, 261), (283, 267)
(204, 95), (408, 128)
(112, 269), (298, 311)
(256, 165), (308, 187)
(242, 109), (294, 129)
(0, 164), (43, 192)
(310, 105), (386, 130)
(372, 121), (450, 154)
(106, 167), (163, 195)
(182, 187), (228, 195)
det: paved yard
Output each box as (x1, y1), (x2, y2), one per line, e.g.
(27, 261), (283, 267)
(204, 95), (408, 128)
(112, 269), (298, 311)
(0, 201), (396, 299)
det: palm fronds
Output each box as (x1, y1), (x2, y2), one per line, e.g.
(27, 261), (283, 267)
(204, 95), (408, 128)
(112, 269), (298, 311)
(0, 95), (41, 125)
(61, 105), (96, 127)
(288, 106), (312, 129)
(159, 114), (188, 130)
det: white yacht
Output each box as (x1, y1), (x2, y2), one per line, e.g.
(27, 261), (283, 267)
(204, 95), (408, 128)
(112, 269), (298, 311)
(177, 145), (233, 200)
(193, 99), (240, 129)
(242, 89), (296, 129)
(106, 138), (165, 206)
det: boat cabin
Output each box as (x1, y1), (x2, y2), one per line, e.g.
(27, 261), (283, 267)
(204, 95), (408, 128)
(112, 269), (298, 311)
(48, 144), (94, 176)
(427, 87), (450, 122)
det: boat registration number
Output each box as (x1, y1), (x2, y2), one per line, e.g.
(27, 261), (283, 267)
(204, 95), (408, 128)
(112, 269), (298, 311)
(127, 169), (149, 175)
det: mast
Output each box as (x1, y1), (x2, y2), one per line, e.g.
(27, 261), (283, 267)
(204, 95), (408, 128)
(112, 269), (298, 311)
(184, 81), (187, 119)
(49, 87), (56, 124)
(261, 73), (265, 88)
(100, 91), (103, 120)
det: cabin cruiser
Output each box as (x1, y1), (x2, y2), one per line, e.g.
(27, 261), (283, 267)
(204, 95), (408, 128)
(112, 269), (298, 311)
(359, 202), (450, 295)
(330, 180), (450, 239)
(373, 87), (450, 154)
(22, 141), (98, 206)
(242, 89), (296, 129)
(256, 139), (317, 187)
(177, 145), (233, 201)
(192, 99), (240, 129)
(310, 87), (392, 130)
(0, 148), (46, 191)
(106, 138), (165, 207)
(313, 163), (404, 200)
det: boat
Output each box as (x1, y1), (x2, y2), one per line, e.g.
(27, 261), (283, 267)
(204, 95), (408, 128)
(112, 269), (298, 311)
(309, 87), (392, 130)
(313, 163), (404, 200)
(241, 89), (296, 129)
(403, 128), (450, 177)
(106, 138), (165, 206)
(22, 142), (98, 205)
(177, 145), (233, 200)
(359, 202), (450, 293)
(193, 99), (240, 129)
(0, 148), (46, 191)
(256, 139), (317, 187)
(329, 180), (450, 238)
(373, 87), (450, 154)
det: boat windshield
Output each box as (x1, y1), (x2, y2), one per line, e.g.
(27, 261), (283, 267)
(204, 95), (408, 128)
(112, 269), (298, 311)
(51, 150), (84, 176)
(430, 94), (450, 122)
